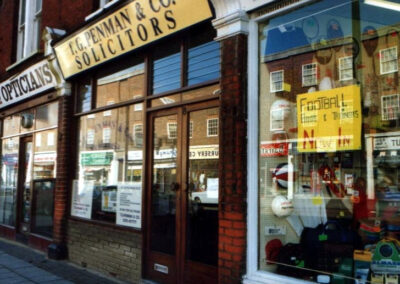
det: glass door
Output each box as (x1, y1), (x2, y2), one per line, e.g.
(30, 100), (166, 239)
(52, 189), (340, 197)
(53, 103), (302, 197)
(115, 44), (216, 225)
(16, 136), (33, 241)
(145, 101), (219, 284)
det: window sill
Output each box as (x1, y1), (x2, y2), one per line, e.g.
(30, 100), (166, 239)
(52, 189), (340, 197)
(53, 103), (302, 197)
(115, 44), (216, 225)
(69, 215), (142, 233)
(85, 0), (120, 22)
(6, 50), (43, 72)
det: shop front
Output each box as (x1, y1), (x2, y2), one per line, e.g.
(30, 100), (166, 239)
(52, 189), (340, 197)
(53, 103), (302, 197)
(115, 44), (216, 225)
(0, 58), (64, 251)
(246, 0), (400, 283)
(53, 0), (222, 282)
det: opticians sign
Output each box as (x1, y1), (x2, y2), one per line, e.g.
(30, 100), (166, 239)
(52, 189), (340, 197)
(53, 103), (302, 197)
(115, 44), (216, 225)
(54, 0), (212, 78)
(297, 85), (362, 152)
(0, 60), (57, 109)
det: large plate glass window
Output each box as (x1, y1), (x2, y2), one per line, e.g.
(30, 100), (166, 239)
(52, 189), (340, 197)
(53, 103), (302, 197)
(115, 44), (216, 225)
(73, 104), (144, 228)
(256, 0), (400, 282)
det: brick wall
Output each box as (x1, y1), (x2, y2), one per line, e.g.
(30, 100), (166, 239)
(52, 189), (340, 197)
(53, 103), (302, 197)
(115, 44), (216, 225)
(0, 0), (17, 78)
(68, 220), (142, 283)
(218, 34), (248, 284)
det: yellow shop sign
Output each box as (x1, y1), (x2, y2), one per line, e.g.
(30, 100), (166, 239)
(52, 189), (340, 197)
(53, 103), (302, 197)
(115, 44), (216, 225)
(54, 0), (212, 78)
(297, 85), (362, 152)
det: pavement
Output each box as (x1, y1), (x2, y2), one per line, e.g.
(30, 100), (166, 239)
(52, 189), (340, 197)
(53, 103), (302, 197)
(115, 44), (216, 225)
(0, 238), (126, 284)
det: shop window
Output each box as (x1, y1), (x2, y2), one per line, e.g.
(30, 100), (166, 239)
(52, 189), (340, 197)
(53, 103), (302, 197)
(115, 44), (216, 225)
(187, 31), (220, 85)
(270, 70), (284, 92)
(382, 94), (400, 121)
(73, 105), (144, 227)
(77, 77), (92, 113)
(0, 138), (19, 227)
(97, 62), (145, 108)
(34, 130), (57, 179)
(16, 0), (42, 61)
(302, 63), (317, 86)
(36, 102), (58, 129)
(207, 118), (218, 137)
(339, 56), (353, 81)
(251, 1), (400, 283)
(3, 115), (21, 137)
(167, 122), (178, 139)
(152, 43), (182, 95)
(380, 46), (398, 74)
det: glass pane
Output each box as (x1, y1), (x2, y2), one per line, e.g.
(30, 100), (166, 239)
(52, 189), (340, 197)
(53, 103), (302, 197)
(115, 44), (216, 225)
(96, 62), (145, 108)
(21, 141), (32, 230)
(182, 84), (220, 101)
(19, 0), (26, 25)
(3, 115), (20, 137)
(150, 94), (180, 108)
(76, 77), (92, 113)
(257, 0), (400, 281)
(187, 31), (220, 85)
(186, 108), (219, 266)
(33, 130), (57, 179)
(36, 102), (58, 129)
(74, 105), (143, 227)
(76, 107), (127, 222)
(20, 109), (35, 133)
(152, 43), (181, 94)
(31, 180), (54, 238)
(150, 115), (177, 254)
(0, 138), (19, 226)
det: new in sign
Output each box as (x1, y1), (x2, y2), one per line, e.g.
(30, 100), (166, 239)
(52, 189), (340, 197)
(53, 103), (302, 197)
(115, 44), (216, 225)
(297, 85), (362, 152)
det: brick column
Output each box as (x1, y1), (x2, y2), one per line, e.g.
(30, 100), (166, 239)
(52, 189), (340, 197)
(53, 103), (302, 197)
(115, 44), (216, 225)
(48, 93), (74, 259)
(218, 33), (248, 284)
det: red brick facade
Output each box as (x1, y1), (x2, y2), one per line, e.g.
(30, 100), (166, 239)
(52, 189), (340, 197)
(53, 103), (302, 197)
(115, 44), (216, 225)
(219, 34), (248, 284)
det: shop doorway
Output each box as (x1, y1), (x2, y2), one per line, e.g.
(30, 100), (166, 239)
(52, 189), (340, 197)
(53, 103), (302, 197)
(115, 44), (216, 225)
(145, 101), (219, 284)
(16, 136), (33, 242)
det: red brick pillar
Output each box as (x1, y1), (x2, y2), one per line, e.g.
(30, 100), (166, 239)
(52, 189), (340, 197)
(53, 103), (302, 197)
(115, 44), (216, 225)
(49, 93), (74, 259)
(218, 33), (248, 284)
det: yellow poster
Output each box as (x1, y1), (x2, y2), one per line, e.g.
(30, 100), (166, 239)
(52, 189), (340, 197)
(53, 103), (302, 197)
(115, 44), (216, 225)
(297, 85), (362, 152)
(54, 0), (212, 78)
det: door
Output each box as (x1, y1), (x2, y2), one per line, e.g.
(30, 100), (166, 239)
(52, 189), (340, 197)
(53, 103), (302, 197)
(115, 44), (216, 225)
(145, 101), (219, 284)
(16, 136), (33, 242)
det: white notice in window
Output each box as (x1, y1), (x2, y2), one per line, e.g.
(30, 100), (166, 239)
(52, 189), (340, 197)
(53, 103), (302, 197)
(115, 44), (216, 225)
(116, 182), (142, 229)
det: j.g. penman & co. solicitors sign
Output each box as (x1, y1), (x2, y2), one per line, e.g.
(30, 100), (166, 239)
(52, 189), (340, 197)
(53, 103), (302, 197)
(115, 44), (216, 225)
(54, 0), (212, 79)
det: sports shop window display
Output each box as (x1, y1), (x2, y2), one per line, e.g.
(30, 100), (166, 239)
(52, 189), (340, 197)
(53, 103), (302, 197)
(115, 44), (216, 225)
(258, 1), (400, 283)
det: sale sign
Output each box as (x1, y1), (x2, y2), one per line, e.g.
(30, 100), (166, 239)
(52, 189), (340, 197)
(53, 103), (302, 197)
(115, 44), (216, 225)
(297, 85), (362, 152)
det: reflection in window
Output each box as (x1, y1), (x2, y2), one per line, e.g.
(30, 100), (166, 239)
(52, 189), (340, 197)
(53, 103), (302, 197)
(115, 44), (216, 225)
(167, 122), (177, 139)
(270, 70), (284, 92)
(302, 63), (317, 86)
(74, 105), (144, 226)
(339, 56), (353, 81)
(97, 62), (144, 108)
(380, 46), (398, 74)
(77, 78), (92, 113)
(382, 94), (400, 121)
(103, 127), (111, 144)
(0, 138), (19, 226)
(207, 118), (218, 137)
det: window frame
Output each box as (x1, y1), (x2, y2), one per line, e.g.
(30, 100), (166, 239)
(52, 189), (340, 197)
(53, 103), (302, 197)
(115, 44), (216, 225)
(16, 0), (42, 61)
